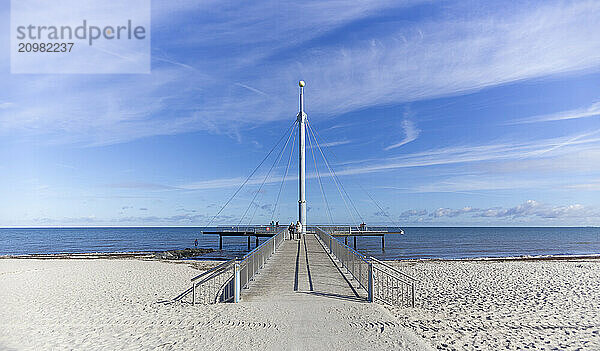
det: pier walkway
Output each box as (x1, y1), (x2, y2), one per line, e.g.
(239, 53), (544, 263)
(229, 234), (431, 350)
(242, 233), (362, 302)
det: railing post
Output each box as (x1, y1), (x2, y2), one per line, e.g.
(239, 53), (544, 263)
(368, 262), (374, 303)
(234, 262), (240, 303)
(192, 283), (195, 305)
(411, 282), (415, 307)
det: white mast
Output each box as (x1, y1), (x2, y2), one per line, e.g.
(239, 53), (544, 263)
(298, 80), (307, 234)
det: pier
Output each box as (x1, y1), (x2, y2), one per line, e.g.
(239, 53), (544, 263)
(175, 81), (415, 309)
(326, 227), (404, 250)
(202, 229), (277, 250)
(202, 226), (400, 251)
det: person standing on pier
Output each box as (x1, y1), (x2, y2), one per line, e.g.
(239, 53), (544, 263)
(295, 221), (302, 239)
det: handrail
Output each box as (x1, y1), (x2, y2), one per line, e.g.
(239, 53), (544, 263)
(371, 263), (415, 307)
(315, 226), (416, 307)
(315, 227), (369, 263)
(174, 228), (287, 305)
(312, 225), (360, 233)
(193, 262), (236, 286)
(241, 229), (283, 260)
(191, 259), (236, 282)
(370, 257), (416, 282)
(238, 228), (286, 291)
(315, 226), (372, 295)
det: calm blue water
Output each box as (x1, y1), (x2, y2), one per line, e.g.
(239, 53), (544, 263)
(0, 227), (599, 260)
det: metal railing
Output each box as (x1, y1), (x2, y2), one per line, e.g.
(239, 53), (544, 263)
(315, 226), (416, 307)
(238, 228), (286, 290)
(371, 257), (416, 307)
(315, 227), (372, 296)
(172, 259), (237, 304)
(311, 225), (360, 234)
(227, 225), (286, 234)
(173, 228), (286, 305)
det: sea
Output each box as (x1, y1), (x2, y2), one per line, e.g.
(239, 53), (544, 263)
(1, 227), (599, 260)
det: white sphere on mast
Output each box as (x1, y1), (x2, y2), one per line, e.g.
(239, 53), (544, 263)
(299, 80), (305, 87)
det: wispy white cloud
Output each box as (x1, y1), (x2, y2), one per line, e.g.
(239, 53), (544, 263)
(2, 1), (600, 145)
(165, 130), (600, 191)
(401, 200), (600, 220)
(311, 140), (351, 148)
(526, 129), (600, 157)
(412, 177), (554, 193)
(476, 200), (599, 219)
(153, 56), (199, 72)
(106, 182), (177, 190)
(430, 206), (478, 218)
(269, 1), (600, 116)
(384, 119), (420, 150)
(398, 209), (427, 219)
(235, 83), (271, 98)
(334, 129), (600, 177)
(508, 101), (600, 125)
(566, 180), (600, 191)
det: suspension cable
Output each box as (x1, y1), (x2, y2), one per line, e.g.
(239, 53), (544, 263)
(270, 123), (297, 223)
(306, 123), (333, 224)
(306, 119), (361, 226)
(307, 120), (365, 223)
(309, 120), (396, 227)
(205, 120), (297, 228)
(245, 121), (296, 229)
(359, 183), (400, 226)
(238, 121), (297, 230)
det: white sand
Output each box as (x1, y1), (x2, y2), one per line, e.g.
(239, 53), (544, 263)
(0, 259), (213, 350)
(0, 257), (430, 350)
(6, 255), (596, 351)
(387, 259), (600, 350)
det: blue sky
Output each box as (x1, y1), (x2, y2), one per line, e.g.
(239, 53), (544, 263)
(1, 0), (600, 226)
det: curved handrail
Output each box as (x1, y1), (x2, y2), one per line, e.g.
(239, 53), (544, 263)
(370, 257), (416, 282)
(191, 259), (236, 282)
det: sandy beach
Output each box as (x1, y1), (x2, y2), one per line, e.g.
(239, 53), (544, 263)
(388, 259), (600, 350)
(1, 256), (599, 350)
(0, 257), (429, 351)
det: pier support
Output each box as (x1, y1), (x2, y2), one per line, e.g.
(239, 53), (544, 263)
(381, 235), (385, 251)
(219, 235), (223, 250)
(247, 236), (251, 250)
(255, 236), (259, 248)
(353, 236), (357, 249)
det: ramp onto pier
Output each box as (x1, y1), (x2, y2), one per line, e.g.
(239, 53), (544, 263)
(233, 234), (431, 350)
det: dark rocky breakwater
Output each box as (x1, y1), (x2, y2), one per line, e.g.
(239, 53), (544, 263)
(154, 248), (215, 260)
